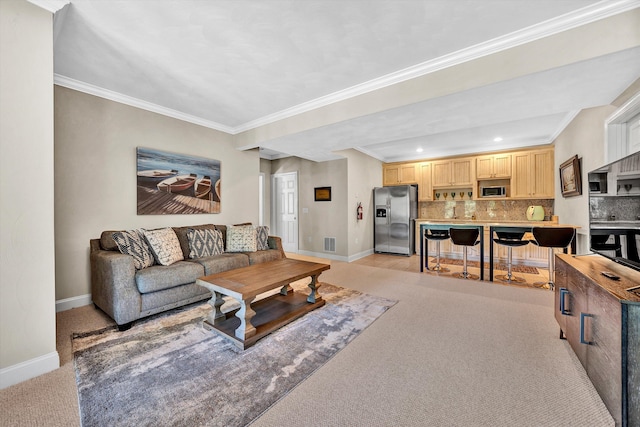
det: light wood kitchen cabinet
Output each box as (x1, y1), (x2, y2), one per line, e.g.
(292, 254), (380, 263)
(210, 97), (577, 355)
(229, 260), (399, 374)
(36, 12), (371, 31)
(432, 157), (474, 188)
(418, 162), (433, 201)
(383, 162), (419, 186)
(511, 148), (554, 198)
(476, 153), (511, 179)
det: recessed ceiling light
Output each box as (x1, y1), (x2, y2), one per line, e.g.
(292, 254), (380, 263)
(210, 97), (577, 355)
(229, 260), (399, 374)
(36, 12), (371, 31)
(493, 137), (503, 142)
(416, 147), (423, 153)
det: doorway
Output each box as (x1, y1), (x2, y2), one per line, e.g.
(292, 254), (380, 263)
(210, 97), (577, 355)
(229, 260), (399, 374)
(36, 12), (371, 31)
(272, 172), (298, 253)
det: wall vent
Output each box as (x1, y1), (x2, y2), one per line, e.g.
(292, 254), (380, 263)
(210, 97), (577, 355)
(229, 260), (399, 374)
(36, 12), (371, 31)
(324, 237), (336, 252)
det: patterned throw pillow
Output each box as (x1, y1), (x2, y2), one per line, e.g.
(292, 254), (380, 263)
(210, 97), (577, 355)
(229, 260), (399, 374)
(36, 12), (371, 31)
(112, 229), (155, 270)
(226, 225), (257, 252)
(142, 228), (184, 266)
(256, 226), (269, 251)
(187, 228), (224, 259)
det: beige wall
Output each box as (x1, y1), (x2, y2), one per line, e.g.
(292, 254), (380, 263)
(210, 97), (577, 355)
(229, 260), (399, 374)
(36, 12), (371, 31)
(271, 157), (349, 258)
(270, 150), (381, 260)
(553, 81), (640, 254)
(0, 0), (58, 387)
(54, 86), (260, 302)
(336, 149), (382, 259)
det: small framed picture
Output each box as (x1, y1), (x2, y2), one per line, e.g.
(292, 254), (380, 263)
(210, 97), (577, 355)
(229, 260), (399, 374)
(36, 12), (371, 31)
(314, 187), (331, 201)
(559, 155), (582, 197)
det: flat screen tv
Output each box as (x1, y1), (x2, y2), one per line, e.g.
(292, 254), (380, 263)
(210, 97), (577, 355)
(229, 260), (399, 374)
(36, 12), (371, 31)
(588, 151), (640, 272)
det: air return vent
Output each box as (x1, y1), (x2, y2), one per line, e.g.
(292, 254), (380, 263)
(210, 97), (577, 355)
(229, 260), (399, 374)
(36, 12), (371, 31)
(324, 237), (336, 252)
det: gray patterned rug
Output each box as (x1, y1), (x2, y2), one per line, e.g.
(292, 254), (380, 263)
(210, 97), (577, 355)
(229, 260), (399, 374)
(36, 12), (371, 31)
(73, 283), (396, 427)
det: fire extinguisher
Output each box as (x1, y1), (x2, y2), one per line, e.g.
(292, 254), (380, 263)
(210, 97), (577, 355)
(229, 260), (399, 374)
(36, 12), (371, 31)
(356, 202), (363, 221)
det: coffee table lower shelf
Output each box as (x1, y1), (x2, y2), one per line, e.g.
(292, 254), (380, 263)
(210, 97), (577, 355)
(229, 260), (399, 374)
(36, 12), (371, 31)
(203, 290), (325, 349)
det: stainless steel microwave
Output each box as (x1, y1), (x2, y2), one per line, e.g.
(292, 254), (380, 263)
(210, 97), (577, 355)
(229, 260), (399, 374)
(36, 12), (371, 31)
(481, 186), (506, 197)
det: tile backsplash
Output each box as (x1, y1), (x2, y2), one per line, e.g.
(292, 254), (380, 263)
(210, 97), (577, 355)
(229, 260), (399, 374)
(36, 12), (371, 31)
(589, 196), (640, 221)
(419, 199), (555, 222)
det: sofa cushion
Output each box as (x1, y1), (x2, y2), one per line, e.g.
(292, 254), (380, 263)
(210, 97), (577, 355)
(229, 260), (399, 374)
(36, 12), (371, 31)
(245, 249), (282, 265)
(192, 253), (250, 275)
(187, 228), (224, 259)
(256, 225), (269, 251)
(143, 228), (184, 266)
(135, 261), (204, 294)
(172, 224), (217, 260)
(112, 229), (155, 270)
(100, 230), (121, 251)
(226, 225), (257, 252)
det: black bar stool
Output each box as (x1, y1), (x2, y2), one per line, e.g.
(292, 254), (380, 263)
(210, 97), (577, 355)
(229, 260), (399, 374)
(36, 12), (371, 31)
(530, 227), (576, 290)
(449, 228), (481, 280)
(493, 231), (529, 283)
(591, 234), (623, 257)
(424, 229), (450, 272)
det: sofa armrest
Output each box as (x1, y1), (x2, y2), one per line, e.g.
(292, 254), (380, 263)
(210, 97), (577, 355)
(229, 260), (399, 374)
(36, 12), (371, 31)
(90, 249), (142, 326)
(268, 235), (286, 258)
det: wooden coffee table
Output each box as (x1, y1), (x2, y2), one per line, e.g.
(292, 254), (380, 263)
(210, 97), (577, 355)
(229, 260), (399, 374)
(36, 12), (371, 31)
(195, 258), (330, 349)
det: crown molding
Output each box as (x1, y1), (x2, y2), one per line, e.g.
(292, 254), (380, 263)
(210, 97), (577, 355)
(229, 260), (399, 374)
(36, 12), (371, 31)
(27, 0), (69, 13)
(235, 0), (640, 133)
(53, 74), (236, 134)
(550, 110), (582, 142)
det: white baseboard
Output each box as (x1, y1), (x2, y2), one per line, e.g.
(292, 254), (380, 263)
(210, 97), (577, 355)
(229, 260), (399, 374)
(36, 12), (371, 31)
(348, 249), (374, 262)
(297, 250), (349, 262)
(56, 294), (92, 312)
(0, 351), (60, 390)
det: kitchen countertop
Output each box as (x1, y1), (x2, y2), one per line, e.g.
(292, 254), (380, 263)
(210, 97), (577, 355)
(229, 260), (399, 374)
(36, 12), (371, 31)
(590, 221), (640, 230)
(416, 219), (578, 227)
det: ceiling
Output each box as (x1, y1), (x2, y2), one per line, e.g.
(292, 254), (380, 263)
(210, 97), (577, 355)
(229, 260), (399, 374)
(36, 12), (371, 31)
(50, 0), (640, 162)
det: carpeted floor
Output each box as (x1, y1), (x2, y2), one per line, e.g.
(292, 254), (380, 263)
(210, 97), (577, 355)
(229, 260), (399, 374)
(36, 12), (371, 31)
(73, 282), (395, 427)
(0, 260), (614, 427)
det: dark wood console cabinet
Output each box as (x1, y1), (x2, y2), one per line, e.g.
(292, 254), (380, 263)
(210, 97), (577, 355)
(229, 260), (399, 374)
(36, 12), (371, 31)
(554, 254), (640, 427)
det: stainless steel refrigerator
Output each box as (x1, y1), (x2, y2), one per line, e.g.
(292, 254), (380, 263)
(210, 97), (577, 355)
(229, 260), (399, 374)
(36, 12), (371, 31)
(374, 185), (417, 255)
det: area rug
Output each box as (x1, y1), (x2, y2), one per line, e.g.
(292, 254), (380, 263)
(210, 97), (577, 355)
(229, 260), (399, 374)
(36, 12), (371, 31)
(436, 257), (540, 274)
(73, 282), (396, 427)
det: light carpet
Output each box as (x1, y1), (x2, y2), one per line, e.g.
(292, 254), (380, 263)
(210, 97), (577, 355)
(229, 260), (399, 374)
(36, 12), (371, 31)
(72, 282), (395, 427)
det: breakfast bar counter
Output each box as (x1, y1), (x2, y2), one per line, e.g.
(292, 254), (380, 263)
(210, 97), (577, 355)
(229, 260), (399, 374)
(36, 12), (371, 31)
(418, 220), (580, 281)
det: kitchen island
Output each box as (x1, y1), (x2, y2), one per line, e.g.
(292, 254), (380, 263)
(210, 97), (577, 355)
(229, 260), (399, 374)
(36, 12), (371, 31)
(418, 220), (579, 281)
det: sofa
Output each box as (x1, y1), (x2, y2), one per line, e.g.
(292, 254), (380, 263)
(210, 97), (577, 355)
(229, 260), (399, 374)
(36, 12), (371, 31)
(90, 223), (285, 330)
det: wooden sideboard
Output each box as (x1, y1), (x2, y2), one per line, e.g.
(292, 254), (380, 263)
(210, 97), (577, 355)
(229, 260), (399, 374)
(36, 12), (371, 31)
(554, 254), (640, 427)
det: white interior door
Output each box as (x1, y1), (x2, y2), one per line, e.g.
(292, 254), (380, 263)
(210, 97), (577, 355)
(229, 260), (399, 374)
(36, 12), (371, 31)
(272, 172), (298, 253)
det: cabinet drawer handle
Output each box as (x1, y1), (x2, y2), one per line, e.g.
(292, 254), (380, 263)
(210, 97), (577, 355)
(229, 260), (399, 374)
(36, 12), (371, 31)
(580, 312), (594, 345)
(559, 288), (570, 315)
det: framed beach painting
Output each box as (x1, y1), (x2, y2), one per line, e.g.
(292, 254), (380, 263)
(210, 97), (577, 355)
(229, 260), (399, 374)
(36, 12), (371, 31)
(136, 147), (221, 214)
(559, 155), (582, 198)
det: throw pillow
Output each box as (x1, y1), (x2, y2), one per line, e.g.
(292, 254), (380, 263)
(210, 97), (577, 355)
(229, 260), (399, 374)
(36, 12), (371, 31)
(142, 227), (184, 266)
(187, 228), (224, 259)
(112, 229), (155, 270)
(256, 225), (269, 251)
(226, 225), (257, 252)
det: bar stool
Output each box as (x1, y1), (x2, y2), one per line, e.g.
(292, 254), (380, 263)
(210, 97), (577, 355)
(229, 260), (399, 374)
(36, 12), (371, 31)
(424, 229), (450, 272)
(530, 227), (576, 290)
(449, 228), (481, 280)
(493, 231), (529, 283)
(591, 234), (622, 258)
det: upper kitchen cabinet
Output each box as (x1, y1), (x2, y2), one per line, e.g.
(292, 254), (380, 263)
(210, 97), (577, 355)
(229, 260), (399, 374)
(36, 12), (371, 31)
(418, 162), (433, 201)
(476, 153), (511, 179)
(383, 162), (419, 186)
(432, 157), (474, 188)
(511, 148), (554, 198)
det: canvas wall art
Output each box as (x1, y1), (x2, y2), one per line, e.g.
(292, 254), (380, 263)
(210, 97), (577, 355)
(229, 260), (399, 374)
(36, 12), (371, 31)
(136, 147), (221, 215)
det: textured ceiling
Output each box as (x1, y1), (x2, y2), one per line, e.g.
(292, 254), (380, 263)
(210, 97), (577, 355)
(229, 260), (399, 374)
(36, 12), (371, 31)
(52, 0), (640, 162)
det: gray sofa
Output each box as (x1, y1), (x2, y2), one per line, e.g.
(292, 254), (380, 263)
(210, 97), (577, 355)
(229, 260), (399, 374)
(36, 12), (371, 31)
(90, 224), (285, 330)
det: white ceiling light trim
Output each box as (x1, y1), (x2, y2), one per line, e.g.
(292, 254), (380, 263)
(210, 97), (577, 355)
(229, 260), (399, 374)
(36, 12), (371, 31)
(53, 74), (235, 134)
(234, 0), (639, 134)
